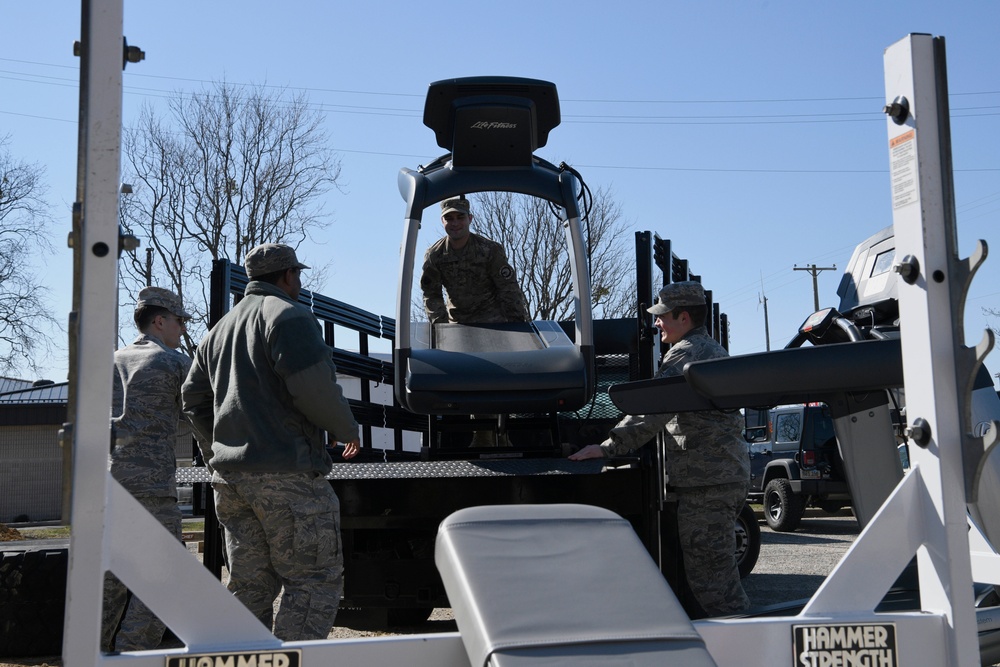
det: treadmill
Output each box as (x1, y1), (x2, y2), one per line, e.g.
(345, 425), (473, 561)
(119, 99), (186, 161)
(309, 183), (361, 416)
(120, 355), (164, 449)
(394, 77), (595, 419)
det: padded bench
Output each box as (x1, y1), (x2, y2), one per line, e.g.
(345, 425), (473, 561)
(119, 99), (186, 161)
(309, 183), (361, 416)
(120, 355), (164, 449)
(435, 504), (717, 667)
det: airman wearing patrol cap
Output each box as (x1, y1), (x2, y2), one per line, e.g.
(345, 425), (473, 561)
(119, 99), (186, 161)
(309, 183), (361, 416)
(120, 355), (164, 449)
(420, 195), (529, 447)
(132, 287), (190, 351)
(243, 243), (310, 279)
(570, 276), (750, 617)
(183, 238), (359, 641)
(103, 285), (193, 651)
(646, 281), (706, 315)
(136, 286), (191, 319)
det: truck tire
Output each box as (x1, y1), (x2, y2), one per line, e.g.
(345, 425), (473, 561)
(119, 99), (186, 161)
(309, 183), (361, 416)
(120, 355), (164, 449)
(337, 605), (434, 630)
(763, 478), (805, 532)
(386, 606), (434, 627)
(735, 503), (761, 578)
(0, 542), (68, 657)
(818, 500), (846, 514)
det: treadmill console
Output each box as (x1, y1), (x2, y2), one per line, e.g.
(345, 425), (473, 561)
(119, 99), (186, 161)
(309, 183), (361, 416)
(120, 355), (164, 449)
(423, 76), (560, 168)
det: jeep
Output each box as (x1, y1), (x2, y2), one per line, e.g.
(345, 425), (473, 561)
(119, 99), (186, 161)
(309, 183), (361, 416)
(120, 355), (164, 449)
(744, 403), (851, 532)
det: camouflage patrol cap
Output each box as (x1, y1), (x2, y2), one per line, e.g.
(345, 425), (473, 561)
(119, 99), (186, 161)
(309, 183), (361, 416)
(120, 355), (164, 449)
(647, 281), (706, 315)
(136, 286), (191, 318)
(244, 243), (309, 278)
(441, 196), (471, 217)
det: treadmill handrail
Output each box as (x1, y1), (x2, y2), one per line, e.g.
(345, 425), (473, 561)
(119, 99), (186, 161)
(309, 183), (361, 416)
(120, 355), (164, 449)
(608, 338), (903, 414)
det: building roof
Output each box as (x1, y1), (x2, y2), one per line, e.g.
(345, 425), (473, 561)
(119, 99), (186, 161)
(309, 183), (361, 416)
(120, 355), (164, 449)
(0, 377), (36, 394)
(0, 380), (69, 404)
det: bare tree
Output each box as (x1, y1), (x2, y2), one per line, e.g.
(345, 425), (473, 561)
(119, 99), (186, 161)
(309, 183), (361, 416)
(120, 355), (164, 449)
(470, 186), (634, 320)
(119, 82), (341, 352)
(0, 137), (55, 376)
(984, 307), (1000, 342)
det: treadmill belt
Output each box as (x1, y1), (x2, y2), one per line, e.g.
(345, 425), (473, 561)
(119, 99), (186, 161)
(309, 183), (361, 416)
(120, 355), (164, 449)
(435, 322), (543, 352)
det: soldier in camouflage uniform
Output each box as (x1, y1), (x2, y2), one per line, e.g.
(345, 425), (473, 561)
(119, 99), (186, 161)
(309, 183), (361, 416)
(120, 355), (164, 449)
(569, 281), (751, 617)
(102, 287), (192, 652)
(420, 196), (529, 324)
(182, 243), (360, 641)
(420, 196), (530, 446)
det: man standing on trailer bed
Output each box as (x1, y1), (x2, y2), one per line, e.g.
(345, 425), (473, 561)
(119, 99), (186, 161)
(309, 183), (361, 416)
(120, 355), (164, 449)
(102, 287), (192, 652)
(569, 281), (751, 617)
(420, 196), (530, 447)
(182, 243), (360, 640)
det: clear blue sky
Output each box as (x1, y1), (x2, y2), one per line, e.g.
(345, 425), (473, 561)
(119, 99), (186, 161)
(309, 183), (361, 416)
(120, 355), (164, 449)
(3, 1), (999, 385)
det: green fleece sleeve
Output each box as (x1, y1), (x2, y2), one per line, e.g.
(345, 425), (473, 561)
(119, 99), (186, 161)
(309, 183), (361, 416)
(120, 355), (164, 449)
(284, 357), (360, 443)
(269, 308), (360, 443)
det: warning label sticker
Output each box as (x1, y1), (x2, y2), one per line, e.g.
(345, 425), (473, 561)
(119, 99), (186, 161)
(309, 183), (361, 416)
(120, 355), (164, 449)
(167, 649), (301, 667)
(889, 130), (917, 210)
(793, 622), (897, 667)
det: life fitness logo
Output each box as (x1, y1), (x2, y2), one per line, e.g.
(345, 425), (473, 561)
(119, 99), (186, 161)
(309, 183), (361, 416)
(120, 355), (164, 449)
(471, 121), (517, 129)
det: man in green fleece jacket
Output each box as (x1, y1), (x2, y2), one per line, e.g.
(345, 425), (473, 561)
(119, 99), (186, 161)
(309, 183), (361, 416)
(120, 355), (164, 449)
(182, 243), (360, 641)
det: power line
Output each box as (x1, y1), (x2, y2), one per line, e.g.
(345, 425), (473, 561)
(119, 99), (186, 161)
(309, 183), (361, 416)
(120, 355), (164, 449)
(3, 56), (1000, 107)
(2, 58), (999, 178)
(3, 71), (995, 127)
(575, 163), (888, 173)
(3, 98), (998, 176)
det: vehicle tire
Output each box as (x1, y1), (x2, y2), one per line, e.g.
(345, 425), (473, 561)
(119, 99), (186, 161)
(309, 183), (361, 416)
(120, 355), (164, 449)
(337, 605), (434, 630)
(763, 478), (806, 532)
(735, 503), (761, 579)
(386, 606), (434, 627)
(0, 542), (68, 657)
(818, 501), (845, 514)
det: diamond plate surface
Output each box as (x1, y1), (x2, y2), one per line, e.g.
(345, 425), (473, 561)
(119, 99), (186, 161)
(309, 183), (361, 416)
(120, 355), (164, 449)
(175, 458), (608, 484)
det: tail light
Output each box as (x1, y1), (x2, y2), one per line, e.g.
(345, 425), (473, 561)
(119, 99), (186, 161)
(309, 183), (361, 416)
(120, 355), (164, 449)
(801, 451), (817, 467)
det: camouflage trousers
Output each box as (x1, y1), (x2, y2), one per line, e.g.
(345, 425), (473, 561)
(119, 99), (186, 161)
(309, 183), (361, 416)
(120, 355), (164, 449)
(676, 480), (751, 617)
(212, 470), (345, 641)
(101, 495), (182, 652)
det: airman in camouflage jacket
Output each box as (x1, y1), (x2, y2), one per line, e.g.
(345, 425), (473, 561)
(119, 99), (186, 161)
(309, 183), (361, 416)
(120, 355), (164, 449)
(110, 334), (192, 499)
(420, 232), (529, 324)
(600, 326), (750, 488)
(103, 287), (191, 652)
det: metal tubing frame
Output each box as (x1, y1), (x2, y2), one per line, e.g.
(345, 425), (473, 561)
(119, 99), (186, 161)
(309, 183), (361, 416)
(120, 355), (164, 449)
(393, 157), (594, 410)
(877, 33), (983, 665)
(62, 0), (127, 660)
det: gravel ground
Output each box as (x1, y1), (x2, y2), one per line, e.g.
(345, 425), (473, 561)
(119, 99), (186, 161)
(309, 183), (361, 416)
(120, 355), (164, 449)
(742, 508), (860, 609)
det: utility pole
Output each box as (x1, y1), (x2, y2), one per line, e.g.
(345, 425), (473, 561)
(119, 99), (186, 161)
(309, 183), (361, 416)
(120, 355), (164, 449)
(759, 273), (771, 351)
(794, 263), (836, 312)
(119, 182), (152, 285)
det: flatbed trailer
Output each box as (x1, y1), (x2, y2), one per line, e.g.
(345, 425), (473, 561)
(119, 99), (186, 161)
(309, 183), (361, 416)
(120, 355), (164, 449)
(187, 229), (748, 625)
